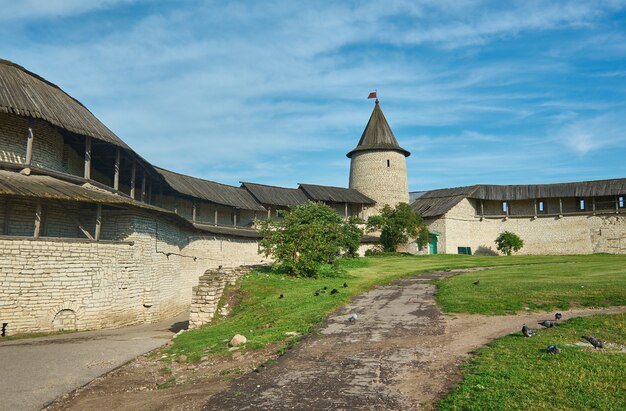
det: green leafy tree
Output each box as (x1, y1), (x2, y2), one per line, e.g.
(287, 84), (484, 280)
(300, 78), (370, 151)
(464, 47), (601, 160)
(367, 203), (429, 252)
(256, 201), (363, 277)
(495, 231), (524, 256)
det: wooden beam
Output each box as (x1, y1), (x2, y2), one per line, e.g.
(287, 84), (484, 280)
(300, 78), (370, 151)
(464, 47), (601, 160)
(592, 197), (596, 214)
(147, 180), (152, 204)
(25, 122), (34, 166)
(2, 198), (10, 235)
(559, 198), (563, 216)
(84, 136), (92, 179)
(192, 202), (197, 223)
(344, 202), (348, 219)
(57, 202), (94, 240)
(130, 159), (136, 199)
(113, 147), (120, 190)
(214, 208), (218, 226)
(140, 168), (146, 202)
(533, 199), (537, 217)
(34, 201), (42, 238)
(95, 204), (102, 241)
(233, 210), (237, 227)
(480, 200), (485, 218)
(267, 207), (271, 220)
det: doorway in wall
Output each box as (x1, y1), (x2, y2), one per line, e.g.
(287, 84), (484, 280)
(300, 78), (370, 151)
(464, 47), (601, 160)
(429, 234), (438, 255)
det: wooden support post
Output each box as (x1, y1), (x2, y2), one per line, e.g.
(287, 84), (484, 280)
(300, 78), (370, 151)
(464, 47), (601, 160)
(214, 209), (218, 226)
(113, 147), (120, 190)
(559, 198), (563, 216)
(617, 195), (620, 212)
(534, 199), (537, 217)
(34, 201), (42, 238)
(192, 202), (197, 223)
(84, 136), (92, 180)
(480, 200), (484, 218)
(344, 202), (348, 219)
(360, 204), (364, 219)
(25, 122), (34, 166)
(267, 207), (271, 220)
(2, 199), (10, 235)
(147, 180), (152, 204)
(140, 168), (146, 202)
(56, 202), (94, 240)
(233, 210), (237, 227)
(130, 160), (136, 199)
(506, 202), (509, 217)
(592, 197), (596, 214)
(95, 204), (102, 241)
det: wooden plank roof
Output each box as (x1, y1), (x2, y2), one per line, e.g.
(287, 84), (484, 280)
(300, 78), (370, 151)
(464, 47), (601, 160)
(0, 59), (130, 149)
(347, 102), (410, 158)
(192, 223), (262, 239)
(299, 183), (375, 204)
(155, 167), (266, 211)
(240, 182), (308, 207)
(412, 178), (626, 217)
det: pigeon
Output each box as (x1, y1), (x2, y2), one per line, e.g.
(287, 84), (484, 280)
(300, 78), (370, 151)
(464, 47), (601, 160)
(538, 320), (555, 328)
(343, 282), (348, 288)
(547, 345), (561, 354)
(522, 323), (535, 337)
(330, 288), (339, 295)
(348, 313), (358, 322)
(581, 336), (604, 349)
(314, 289), (321, 296)
(473, 280), (480, 286)
(279, 294), (284, 299)
(555, 312), (562, 320)
(322, 286), (328, 290)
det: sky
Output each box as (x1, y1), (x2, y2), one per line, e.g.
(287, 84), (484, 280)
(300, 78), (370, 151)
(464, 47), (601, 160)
(1, 0), (626, 191)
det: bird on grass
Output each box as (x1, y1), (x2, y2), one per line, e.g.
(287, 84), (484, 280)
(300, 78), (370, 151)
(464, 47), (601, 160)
(547, 345), (561, 354)
(330, 288), (339, 295)
(343, 282), (348, 288)
(538, 320), (555, 328)
(581, 336), (604, 349)
(472, 280), (480, 286)
(555, 312), (562, 320)
(348, 313), (358, 322)
(279, 294), (284, 299)
(322, 286), (328, 290)
(522, 324), (535, 337)
(314, 290), (321, 296)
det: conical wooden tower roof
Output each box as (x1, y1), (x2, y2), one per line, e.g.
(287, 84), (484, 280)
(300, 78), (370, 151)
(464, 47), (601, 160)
(347, 101), (410, 158)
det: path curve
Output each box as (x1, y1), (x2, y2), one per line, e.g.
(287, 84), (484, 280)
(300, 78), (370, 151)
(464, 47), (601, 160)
(204, 272), (626, 411)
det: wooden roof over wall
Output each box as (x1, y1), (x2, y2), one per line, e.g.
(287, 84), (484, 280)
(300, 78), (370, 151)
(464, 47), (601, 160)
(299, 183), (375, 204)
(240, 182), (308, 207)
(155, 167), (266, 211)
(0, 59), (130, 149)
(412, 178), (626, 217)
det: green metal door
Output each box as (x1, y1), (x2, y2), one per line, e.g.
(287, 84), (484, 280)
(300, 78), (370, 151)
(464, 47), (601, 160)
(429, 235), (438, 255)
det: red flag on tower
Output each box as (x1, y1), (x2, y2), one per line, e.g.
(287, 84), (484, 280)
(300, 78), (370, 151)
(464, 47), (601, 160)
(367, 91), (377, 99)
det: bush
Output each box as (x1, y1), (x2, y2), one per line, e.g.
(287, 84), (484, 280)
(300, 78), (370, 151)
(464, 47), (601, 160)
(367, 203), (429, 252)
(256, 201), (363, 277)
(495, 231), (524, 256)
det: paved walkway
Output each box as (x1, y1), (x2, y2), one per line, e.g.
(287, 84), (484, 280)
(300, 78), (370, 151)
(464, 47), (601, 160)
(0, 313), (187, 411)
(204, 271), (452, 410)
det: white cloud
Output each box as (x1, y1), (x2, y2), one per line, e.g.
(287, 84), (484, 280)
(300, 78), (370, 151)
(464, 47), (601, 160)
(557, 112), (626, 154)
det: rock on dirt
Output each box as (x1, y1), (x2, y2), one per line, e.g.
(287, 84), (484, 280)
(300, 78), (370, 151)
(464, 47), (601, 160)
(229, 334), (247, 347)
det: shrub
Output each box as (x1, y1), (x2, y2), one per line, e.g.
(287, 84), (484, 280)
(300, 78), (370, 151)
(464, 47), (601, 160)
(495, 231), (524, 256)
(367, 203), (429, 252)
(256, 201), (363, 277)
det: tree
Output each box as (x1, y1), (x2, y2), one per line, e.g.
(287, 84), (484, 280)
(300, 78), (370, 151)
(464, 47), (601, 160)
(495, 231), (524, 256)
(367, 203), (429, 252)
(256, 201), (363, 277)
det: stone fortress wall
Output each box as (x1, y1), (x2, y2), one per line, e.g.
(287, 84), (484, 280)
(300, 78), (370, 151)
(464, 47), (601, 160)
(429, 198), (626, 255)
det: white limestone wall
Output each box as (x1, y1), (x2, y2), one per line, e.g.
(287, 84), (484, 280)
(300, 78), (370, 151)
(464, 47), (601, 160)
(349, 150), (408, 216)
(428, 198), (626, 255)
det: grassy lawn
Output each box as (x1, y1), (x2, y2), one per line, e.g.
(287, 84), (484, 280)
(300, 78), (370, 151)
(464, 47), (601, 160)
(436, 254), (626, 315)
(439, 313), (626, 411)
(165, 254), (626, 361)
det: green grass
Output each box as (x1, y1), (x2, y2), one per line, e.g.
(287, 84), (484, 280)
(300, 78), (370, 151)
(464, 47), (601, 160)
(165, 254), (626, 362)
(438, 313), (626, 411)
(436, 254), (626, 315)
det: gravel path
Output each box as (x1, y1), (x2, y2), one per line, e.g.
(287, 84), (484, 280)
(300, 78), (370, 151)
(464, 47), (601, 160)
(0, 313), (187, 411)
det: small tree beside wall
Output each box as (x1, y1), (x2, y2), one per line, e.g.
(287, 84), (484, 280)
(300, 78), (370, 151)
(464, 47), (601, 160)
(367, 203), (429, 252)
(495, 231), (524, 256)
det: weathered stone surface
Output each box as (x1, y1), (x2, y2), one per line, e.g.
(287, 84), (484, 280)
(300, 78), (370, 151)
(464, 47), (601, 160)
(229, 334), (247, 347)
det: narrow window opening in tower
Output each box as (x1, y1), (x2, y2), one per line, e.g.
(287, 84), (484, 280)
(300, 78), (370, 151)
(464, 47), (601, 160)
(387, 159), (390, 167)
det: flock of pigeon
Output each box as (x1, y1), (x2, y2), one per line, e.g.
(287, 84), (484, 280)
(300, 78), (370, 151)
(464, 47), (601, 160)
(521, 312), (605, 353)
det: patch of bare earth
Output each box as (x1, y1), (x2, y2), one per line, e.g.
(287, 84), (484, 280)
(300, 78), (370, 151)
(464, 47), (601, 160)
(45, 270), (626, 411)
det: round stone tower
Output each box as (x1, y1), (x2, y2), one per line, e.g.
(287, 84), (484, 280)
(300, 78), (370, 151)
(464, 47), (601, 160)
(347, 99), (410, 216)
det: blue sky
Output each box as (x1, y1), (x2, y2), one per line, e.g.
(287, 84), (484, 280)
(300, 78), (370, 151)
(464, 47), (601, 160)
(2, 1), (626, 191)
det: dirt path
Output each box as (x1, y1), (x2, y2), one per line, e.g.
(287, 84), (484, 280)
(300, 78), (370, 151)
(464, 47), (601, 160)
(46, 272), (626, 411)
